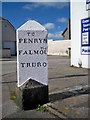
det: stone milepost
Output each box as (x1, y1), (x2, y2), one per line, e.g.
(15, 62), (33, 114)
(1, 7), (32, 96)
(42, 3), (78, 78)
(17, 20), (48, 87)
(17, 20), (48, 110)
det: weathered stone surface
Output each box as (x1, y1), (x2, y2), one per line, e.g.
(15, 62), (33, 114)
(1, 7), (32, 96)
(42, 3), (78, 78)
(16, 79), (48, 110)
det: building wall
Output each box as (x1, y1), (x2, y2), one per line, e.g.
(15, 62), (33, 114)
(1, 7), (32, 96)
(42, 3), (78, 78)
(0, 49), (11, 58)
(2, 20), (16, 42)
(3, 41), (16, 55)
(48, 40), (71, 56)
(0, 19), (2, 49)
(63, 29), (70, 40)
(71, 0), (89, 68)
(2, 19), (16, 55)
(62, 20), (71, 40)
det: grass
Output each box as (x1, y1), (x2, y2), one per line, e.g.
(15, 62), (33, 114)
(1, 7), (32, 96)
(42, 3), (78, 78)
(36, 104), (48, 112)
(10, 91), (17, 102)
(10, 88), (20, 102)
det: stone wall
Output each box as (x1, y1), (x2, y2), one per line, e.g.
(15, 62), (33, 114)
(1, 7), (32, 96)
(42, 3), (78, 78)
(48, 40), (71, 56)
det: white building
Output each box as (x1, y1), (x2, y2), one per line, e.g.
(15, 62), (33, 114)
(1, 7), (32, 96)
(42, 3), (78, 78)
(71, 0), (90, 68)
(62, 19), (71, 40)
(0, 17), (16, 57)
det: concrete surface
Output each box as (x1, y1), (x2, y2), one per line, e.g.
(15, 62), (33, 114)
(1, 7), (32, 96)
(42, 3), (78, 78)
(48, 56), (88, 93)
(1, 55), (89, 119)
(0, 56), (16, 76)
(48, 94), (89, 118)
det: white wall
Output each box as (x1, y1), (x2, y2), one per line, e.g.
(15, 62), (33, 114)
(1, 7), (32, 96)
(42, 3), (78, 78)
(48, 40), (71, 56)
(3, 41), (16, 55)
(0, 49), (11, 58)
(71, 0), (89, 68)
(2, 20), (16, 42)
(2, 19), (16, 55)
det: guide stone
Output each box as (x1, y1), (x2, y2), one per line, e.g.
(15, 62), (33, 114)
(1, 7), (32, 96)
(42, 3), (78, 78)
(17, 20), (48, 87)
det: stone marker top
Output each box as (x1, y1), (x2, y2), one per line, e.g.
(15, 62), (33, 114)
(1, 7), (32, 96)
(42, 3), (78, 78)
(17, 20), (46, 31)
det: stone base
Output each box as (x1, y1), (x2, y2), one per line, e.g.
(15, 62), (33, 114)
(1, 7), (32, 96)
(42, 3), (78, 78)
(16, 79), (48, 110)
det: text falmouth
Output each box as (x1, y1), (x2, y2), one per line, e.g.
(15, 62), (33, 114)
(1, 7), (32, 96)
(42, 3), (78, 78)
(19, 47), (47, 55)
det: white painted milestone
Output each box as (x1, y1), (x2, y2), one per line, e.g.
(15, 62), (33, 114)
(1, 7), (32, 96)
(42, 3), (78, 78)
(17, 20), (48, 87)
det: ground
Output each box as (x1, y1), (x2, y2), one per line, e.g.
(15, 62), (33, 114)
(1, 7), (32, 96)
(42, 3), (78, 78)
(0, 55), (89, 119)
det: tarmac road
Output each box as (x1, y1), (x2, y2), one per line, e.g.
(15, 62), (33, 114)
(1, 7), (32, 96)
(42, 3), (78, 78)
(1, 61), (16, 76)
(1, 55), (89, 119)
(48, 56), (88, 94)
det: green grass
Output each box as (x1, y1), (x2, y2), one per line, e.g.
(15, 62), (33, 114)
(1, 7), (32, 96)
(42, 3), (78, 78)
(10, 91), (17, 102)
(36, 104), (48, 112)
